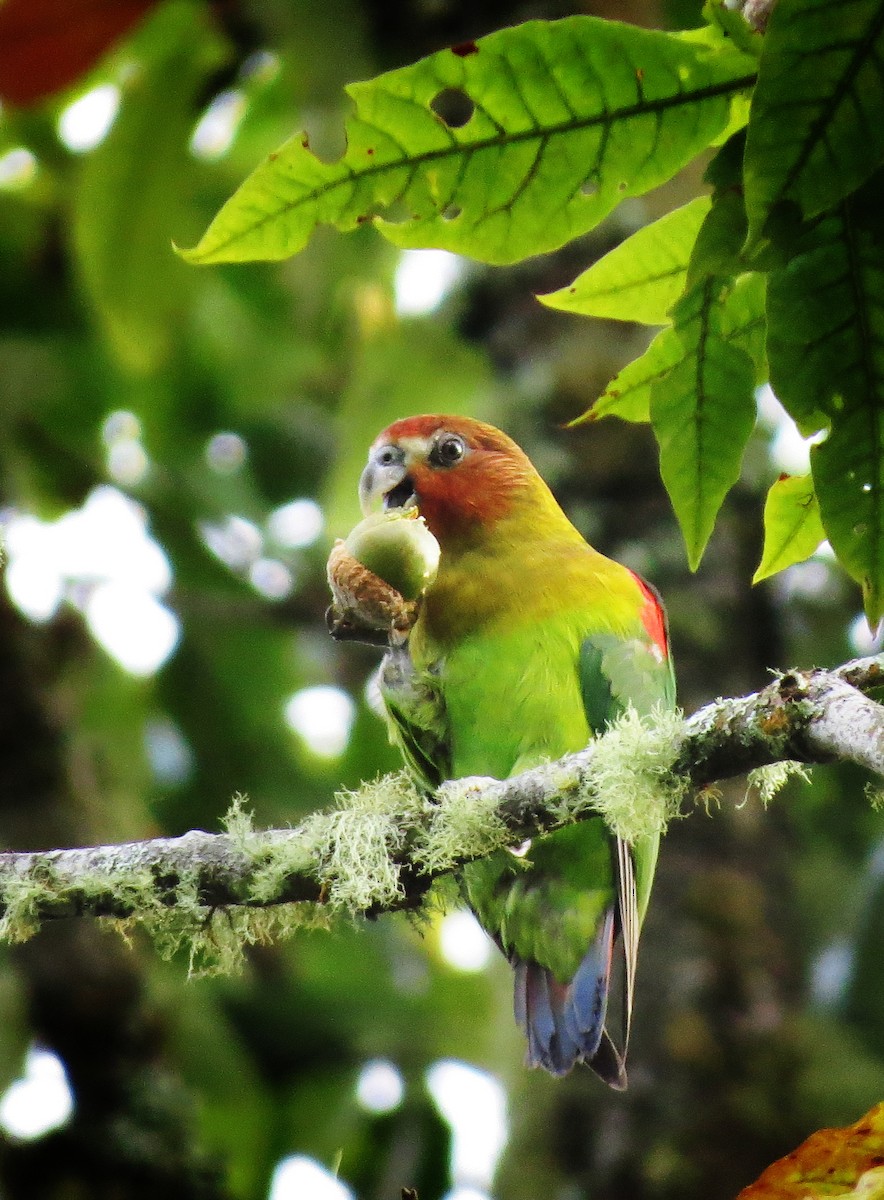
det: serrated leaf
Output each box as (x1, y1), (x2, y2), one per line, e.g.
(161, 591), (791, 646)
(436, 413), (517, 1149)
(744, 0), (884, 247)
(182, 17), (756, 267)
(753, 474), (825, 582)
(540, 196), (711, 324)
(650, 277), (757, 567)
(581, 270), (765, 424)
(767, 173), (884, 624)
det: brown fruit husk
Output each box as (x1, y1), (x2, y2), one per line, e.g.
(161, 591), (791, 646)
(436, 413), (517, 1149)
(326, 540), (418, 645)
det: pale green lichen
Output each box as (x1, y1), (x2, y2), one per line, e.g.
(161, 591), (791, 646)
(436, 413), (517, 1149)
(418, 776), (510, 874)
(416, 707), (687, 870)
(866, 783), (884, 811)
(0, 709), (690, 969)
(130, 903), (315, 977)
(99, 861), (235, 974)
(695, 785), (723, 816)
(99, 846), (327, 978)
(222, 792), (257, 849)
(0, 774), (428, 973)
(747, 760), (810, 806)
(581, 706), (689, 841)
(250, 771), (426, 913)
(112, 904), (276, 977)
(316, 772), (426, 910)
(0, 872), (55, 943)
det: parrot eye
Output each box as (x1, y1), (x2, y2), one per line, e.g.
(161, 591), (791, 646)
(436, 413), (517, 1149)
(430, 434), (466, 468)
(377, 446), (398, 466)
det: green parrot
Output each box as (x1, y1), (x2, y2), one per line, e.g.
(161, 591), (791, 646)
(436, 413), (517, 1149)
(355, 414), (675, 1087)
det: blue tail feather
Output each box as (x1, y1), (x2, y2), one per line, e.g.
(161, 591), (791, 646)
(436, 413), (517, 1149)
(513, 907), (624, 1084)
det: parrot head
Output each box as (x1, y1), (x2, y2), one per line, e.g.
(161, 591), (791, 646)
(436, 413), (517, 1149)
(359, 414), (552, 545)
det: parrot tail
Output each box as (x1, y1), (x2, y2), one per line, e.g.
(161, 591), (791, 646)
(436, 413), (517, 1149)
(512, 907), (627, 1088)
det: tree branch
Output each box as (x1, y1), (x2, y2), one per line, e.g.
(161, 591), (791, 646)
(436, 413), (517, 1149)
(0, 656), (881, 946)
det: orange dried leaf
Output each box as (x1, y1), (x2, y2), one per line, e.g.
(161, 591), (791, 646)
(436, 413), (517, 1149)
(737, 1103), (884, 1200)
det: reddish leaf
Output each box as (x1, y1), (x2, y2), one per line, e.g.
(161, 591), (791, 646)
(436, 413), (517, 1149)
(0, 0), (156, 107)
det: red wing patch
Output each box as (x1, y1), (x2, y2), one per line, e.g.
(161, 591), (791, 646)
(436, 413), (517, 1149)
(632, 573), (669, 656)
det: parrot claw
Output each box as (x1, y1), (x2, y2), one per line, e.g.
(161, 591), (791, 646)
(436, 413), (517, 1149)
(325, 605), (391, 647)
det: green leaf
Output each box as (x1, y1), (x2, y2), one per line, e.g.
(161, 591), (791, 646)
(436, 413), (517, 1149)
(582, 326), (683, 423)
(650, 277), (757, 567)
(580, 270), (765, 423)
(814, 422), (884, 626)
(540, 196), (711, 324)
(702, 0), (765, 59)
(744, 0), (884, 247)
(686, 127), (750, 285)
(767, 191), (884, 430)
(686, 186), (747, 285)
(753, 474), (826, 582)
(767, 173), (884, 623)
(72, 3), (224, 371)
(703, 125), (746, 192)
(723, 270), (768, 383)
(182, 17), (756, 267)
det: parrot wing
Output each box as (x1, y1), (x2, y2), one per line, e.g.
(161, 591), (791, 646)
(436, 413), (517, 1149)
(377, 643), (451, 791)
(574, 587), (675, 1080)
(378, 577), (675, 1088)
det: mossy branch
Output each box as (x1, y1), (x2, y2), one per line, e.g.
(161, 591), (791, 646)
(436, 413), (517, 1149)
(0, 654), (882, 969)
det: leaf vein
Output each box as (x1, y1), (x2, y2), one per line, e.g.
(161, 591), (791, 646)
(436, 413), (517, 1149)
(777, 4), (884, 204)
(200, 71), (757, 259)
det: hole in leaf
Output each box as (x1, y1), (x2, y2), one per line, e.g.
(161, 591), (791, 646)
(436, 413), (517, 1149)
(383, 199), (411, 224)
(430, 88), (474, 129)
(580, 175), (599, 196)
(442, 205), (461, 220)
(301, 117), (346, 164)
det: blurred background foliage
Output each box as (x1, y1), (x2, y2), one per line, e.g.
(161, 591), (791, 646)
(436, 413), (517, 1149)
(0, 0), (881, 1197)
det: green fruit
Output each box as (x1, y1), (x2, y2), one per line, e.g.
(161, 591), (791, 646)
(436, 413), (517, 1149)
(344, 511), (440, 600)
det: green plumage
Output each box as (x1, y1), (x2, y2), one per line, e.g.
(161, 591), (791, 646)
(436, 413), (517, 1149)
(382, 539), (673, 1082)
(361, 415), (675, 1084)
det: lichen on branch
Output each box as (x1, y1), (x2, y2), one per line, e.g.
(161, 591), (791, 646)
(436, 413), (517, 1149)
(0, 654), (880, 971)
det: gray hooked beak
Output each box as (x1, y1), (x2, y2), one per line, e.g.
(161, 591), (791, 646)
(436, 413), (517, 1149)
(359, 444), (417, 516)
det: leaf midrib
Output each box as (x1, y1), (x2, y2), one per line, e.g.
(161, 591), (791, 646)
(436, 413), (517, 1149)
(690, 277), (717, 553)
